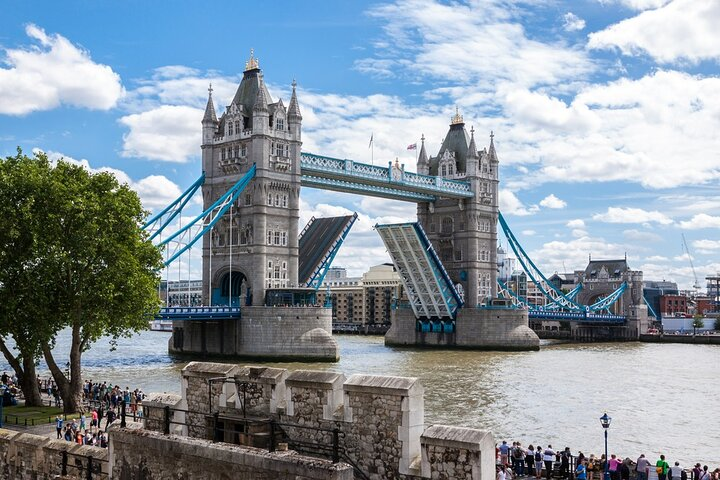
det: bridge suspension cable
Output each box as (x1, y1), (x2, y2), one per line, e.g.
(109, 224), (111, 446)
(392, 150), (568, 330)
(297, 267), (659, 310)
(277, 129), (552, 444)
(159, 164), (256, 267)
(142, 173), (204, 239)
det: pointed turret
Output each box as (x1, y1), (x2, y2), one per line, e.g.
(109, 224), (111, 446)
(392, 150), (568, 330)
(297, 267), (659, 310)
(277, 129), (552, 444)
(253, 74), (269, 112)
(202, 84), (217, 124)
(288, 79), (302, 122)
(467, 126), (479, 158)
(466, 127), (479, 176)
(417, 134), (429, 175)
(488, 130), (498, 163)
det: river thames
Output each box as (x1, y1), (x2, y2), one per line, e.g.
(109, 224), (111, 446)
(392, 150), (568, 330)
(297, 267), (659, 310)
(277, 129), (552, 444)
(7, 331), (719, 467)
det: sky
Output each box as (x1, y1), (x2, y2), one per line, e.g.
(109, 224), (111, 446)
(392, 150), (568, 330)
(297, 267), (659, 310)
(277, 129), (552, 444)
(1, 0), (719, 291)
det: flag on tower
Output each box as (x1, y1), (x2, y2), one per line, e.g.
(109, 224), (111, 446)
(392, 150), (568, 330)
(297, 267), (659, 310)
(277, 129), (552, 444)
(407, 143), (417, 150)
(368, 134), (374, 148)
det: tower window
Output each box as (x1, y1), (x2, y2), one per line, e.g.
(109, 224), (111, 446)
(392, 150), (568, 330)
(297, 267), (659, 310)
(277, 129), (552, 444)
(241, 144), (247, 157)
(276, 117), (284, 130)
(282, 195), (288, 208)
(267, 230), (273, 245)
(235, 120), (240, 134)
(441, 165), (447, 176)
(228, 122), (234, 136)
(267, 193), (273, 206)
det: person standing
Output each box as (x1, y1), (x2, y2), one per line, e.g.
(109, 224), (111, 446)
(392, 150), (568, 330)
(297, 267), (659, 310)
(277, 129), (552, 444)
(637, 454), (650, 480)
(560, 448), (571, 479)
(609, 454), (621, 480)
(500, 441), (511, 467)
(669, 462), (683, 480)
(535, 446), (544, 480)
(544, 445), (556, 480)
(656, 455), (670, 480)
(699, 466), (710, 480)
(576, 460), (588, 480)
(588, 454), (597, 480)
(55, 415), (63, 439)
(526, 445), (536, 477)
(514, 443), (526, 476)
(693, 464), (703, 480)
(620, 458), (631, 480)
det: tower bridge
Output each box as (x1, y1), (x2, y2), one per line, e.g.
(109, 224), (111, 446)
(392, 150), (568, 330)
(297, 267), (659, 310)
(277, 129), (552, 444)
(149, 52), (648, 359)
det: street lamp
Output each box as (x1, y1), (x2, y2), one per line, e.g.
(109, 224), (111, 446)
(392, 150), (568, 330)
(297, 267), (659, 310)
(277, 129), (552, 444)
(600, 413), (612, 480)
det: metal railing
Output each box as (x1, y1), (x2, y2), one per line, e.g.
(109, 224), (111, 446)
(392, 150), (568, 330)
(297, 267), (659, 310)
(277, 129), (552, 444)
(59, 451), (108, 479)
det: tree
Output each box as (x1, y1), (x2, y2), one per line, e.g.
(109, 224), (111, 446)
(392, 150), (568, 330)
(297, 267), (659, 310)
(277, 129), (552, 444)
(715, 318), (720, 332)
(0, 150), (163, 412)
(692, 314), (704, 335)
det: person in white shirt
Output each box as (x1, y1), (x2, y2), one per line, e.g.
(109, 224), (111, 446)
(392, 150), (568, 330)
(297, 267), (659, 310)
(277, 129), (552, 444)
(543, 445), (556, 480)
(669, 462), (684, 480)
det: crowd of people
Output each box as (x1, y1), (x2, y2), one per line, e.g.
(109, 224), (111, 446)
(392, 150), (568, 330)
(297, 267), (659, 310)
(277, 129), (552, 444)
(49, 379), (147, 449)
(496, 441), (720, 480)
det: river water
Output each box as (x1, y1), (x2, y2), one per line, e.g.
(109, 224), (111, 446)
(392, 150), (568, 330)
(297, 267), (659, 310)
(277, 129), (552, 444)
(5, 331), (719, 467)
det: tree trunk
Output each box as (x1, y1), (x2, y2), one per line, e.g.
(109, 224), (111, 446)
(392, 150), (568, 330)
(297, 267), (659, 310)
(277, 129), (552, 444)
(19, 356), (43, 407)
(0, 338), (43, 407)
(41, 341), (85, 414)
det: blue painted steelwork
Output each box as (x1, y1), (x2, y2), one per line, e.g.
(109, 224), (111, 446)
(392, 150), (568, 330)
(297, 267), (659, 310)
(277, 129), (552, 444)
(160, 164), (256, 266)
(644, 295), (660, 320)
(155, 306), (241, 321)
(303, 213), (358, 290)
(300, 152), (474, 201)
(499, 212), (584, 312)
(497, 279), (537, 309)
(302, 175), (436, 202)
(413, 223), (465, 313)
(529, 310), (626, 324)
(587, 283), (627, 312)
(143, 173), (204, 240)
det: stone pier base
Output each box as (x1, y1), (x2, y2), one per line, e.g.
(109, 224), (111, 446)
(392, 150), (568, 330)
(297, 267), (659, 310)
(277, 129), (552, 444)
(169, 306), (339, 361)
(386, 307), (540, 351)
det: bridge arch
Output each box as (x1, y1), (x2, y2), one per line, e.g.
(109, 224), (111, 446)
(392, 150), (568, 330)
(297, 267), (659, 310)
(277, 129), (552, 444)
(213, 268), (250, 306)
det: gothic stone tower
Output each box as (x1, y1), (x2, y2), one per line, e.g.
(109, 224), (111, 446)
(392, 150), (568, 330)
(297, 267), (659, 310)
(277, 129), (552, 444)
(200, 52), (302, 306)
(416, 110), (499, 306)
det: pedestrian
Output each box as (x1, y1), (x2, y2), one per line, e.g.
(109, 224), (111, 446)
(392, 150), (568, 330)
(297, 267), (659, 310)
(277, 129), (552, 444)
(656, 455), (670, 480)
(55, 415), (63, 439)
(588, 455), (597, 480)
(535, 446), (544, 480)
(544, 445), (556, 480)
(560, 447), (571, 479)
(500, 441), (511, 467)
(669, 461), (683, 480)
(514, 442), (526, 476)
(526, 444), (536, 477)
(609, 454), (622, 480)
(576, 459), (588, 480)
(699, 466), (710, 480)
(637, 454), (650, 480)
(499, 464), (509, 480)
(620, 458), (631, 480)
(693, 464), (703, 480)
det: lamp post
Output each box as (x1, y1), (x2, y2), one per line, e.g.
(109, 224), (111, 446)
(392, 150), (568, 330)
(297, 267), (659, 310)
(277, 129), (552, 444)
(600, 413), (612, 480)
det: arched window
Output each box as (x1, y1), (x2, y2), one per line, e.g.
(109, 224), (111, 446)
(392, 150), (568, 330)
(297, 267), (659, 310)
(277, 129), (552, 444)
(241, 144), (247, 157)
(274, 194), (280, 206)
(267, 193), (273, 206)
(221, 149), (226, 161)
(276, 117), (284, 130)
(228, 122), (233, 136)
(267, 230), (272, 245)
(441, 165), (447, 176)
(448, 164), (454, 175)
(282, 195), (288, 208)
(441, 217), (453, 234)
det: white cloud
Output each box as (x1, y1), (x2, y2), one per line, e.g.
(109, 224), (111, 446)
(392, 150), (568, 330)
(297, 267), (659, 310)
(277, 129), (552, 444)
(119, 105), (202, 162)
(679, 213), (720, 229)
(571, 229), (588, 238)
(588, 0), (720, 64)
(32, 148), (181, 212)
(360, 0), (594, 91)
(530, 235), (626, 274)
(599, 0), (673, 11)
(539, 194), (566, 209)
(0, 24), (123, 115)
(645, 255), (668, 261)
(623, 229), (662, 242)
(521, 229), (536, 236)
(693, 239), (720, 254)
(593, 207), (673, 225)
(566, 219), (585, 229)
(499, 189), (538, 216)
(562, 12), (586, 32)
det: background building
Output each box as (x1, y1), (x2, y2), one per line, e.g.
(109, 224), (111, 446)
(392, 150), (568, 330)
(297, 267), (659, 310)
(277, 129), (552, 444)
(317, 263), (403, 325)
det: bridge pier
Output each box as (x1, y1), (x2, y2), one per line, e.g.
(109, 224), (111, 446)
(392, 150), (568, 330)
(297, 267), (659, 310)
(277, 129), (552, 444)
(386, 307), (539, 351)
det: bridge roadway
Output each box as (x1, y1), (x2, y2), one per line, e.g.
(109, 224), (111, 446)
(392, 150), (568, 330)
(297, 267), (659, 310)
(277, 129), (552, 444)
(300, 152), (474, 202)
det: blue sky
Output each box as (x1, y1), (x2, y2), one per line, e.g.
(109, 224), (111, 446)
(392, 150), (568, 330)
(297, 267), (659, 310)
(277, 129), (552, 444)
(1, 0), (719, 290)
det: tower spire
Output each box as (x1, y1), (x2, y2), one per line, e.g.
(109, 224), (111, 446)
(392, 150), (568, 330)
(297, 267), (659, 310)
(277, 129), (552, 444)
(488, 130), (498, 163)
(288, 78), (302, 121)
(202, 83), (217, 123)
(253, 74), (269, 112)
(417, 133), (429, 175)
(467, 126), (478, 158)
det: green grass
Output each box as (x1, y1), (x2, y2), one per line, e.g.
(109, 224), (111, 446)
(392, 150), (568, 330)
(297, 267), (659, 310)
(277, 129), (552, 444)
(1, 404), (79, 426)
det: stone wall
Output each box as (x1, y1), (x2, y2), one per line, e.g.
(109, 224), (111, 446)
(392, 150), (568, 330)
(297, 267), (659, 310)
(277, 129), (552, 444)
(179, 362), (495, 480)
(387, 307), (540, 351)
(110, 420), (353, 480)
(0, 428), (109, 479)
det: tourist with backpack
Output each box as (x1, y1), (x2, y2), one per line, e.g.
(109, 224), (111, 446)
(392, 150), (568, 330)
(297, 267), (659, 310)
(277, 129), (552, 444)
(657, 455), (671, 480)
(535, 446), (544, 480)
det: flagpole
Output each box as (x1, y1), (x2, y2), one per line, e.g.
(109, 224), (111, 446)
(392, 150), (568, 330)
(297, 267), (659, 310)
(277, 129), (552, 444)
(372, 135), (374, 165)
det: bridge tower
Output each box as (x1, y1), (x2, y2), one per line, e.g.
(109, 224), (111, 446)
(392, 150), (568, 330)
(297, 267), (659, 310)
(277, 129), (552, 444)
(416, 110), (499, 306)
(200, 51), (302, 306)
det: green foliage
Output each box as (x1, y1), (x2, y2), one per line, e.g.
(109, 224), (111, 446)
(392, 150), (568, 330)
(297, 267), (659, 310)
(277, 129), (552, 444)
(692, 314), (704, 329)
(715, 318), (720, 331)
(0, 149), (163, 403)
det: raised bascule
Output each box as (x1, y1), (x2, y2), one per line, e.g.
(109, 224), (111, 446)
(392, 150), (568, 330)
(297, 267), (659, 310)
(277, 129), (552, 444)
(147, 51), (649, 360)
